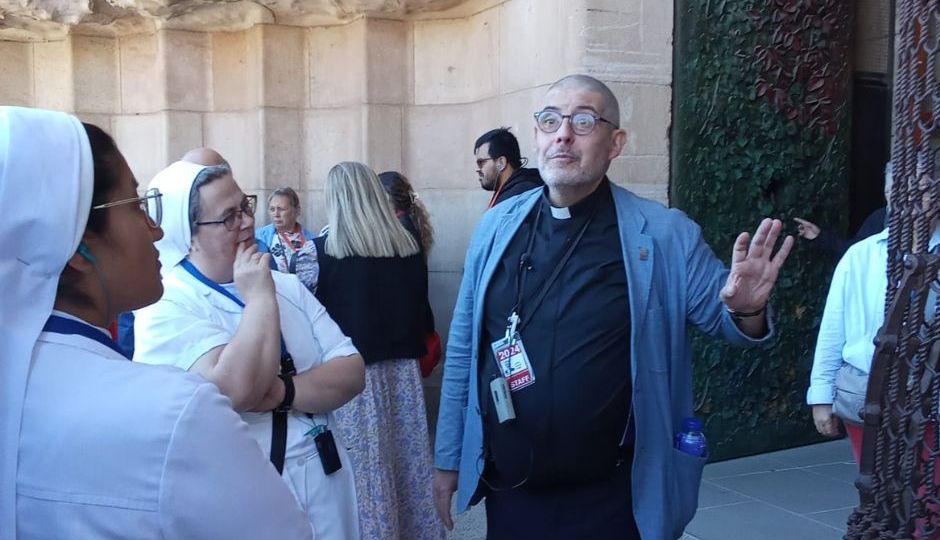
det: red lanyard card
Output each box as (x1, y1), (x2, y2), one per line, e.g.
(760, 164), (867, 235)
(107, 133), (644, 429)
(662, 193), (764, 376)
(490, 334), (535, 392)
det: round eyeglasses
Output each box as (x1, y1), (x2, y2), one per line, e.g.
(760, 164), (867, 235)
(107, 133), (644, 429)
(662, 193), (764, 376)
(194, 194), (257, 231)
(533, 110), (619, 136)
(91, 187), (163, 227)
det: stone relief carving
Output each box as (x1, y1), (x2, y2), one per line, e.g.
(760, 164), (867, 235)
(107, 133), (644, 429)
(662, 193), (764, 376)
(0, 0), (472, 39)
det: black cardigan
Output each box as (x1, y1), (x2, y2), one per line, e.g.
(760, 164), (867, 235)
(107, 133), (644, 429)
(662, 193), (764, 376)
(313, 236), (432, 365)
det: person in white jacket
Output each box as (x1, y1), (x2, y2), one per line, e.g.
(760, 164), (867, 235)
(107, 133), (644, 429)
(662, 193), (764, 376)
(807, 165), (896, 465)
(0, 106), (313, 540)
(134, 158), (365, 540)
(807, 228), (888, 463)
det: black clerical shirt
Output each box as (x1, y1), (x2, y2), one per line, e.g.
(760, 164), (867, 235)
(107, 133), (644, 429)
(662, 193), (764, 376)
(479, 180), (632, 489)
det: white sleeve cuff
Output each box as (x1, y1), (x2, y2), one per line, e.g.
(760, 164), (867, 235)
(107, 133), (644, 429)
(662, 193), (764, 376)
(322, 339), (359, 362)
(806, 384), (835, 405)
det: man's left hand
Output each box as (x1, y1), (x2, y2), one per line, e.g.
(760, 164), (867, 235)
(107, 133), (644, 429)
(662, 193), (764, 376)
(720, 218), (794, 312)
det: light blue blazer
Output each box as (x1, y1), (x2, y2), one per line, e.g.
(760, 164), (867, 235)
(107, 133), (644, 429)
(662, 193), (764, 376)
(433, 183), (774, 540)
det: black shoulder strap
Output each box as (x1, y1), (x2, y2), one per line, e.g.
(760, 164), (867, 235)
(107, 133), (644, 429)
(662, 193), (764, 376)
(270, 411), (288, 474)
(270, 338), (296, 474)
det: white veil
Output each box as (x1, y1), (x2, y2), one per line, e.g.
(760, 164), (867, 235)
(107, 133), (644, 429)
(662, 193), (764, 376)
(0, 107), (93, 539)
(148, 161), (208, 271)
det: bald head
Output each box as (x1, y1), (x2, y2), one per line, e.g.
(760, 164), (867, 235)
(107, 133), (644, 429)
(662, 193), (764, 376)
(546, 74), (620, 127)
(181, 147), (230, 168)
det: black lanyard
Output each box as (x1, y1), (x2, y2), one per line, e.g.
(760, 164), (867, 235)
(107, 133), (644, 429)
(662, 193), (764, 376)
(43, 315), (129, 360)
(511, 203), (596, 335)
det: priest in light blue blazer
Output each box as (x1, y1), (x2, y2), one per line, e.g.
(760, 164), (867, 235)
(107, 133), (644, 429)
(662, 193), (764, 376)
(432, 74), (794, 540)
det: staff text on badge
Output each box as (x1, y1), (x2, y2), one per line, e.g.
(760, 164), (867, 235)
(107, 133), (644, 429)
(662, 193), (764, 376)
(493, 338), (536, 392)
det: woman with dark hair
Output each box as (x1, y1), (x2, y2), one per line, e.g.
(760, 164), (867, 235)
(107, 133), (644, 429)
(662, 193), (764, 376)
(379, 171), (441, 378)
(315, 162), (443, 540)
(0, 107), (312, 539)
(255, 187), (319, 292)
(378, 171), (434, 256)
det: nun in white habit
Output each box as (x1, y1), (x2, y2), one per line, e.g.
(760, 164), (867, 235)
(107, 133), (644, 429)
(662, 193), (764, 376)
(133, 160), (364, 539)
(0, 107), (312, 540)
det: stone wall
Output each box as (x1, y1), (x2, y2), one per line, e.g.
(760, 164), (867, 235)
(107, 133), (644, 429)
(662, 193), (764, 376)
(0, 0), (674, 357)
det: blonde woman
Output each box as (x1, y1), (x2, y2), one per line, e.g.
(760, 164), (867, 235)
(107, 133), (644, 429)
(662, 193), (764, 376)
(314, 162), (443, 540)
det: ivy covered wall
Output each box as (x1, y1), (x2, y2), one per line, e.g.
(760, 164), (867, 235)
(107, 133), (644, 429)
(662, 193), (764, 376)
(672, 0), (853, 460)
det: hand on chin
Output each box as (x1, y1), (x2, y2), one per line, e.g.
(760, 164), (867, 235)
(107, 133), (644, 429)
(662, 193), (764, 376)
(234, 236), (254, 254)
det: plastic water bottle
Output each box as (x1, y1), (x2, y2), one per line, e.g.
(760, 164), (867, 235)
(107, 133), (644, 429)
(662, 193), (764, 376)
(675, 417), (707, 457)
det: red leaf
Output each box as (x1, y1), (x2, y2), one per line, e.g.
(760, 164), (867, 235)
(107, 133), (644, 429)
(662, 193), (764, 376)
(756, 82), (770, 97)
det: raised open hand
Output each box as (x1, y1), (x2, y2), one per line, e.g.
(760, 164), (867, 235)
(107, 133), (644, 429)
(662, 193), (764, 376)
(720, 218), (794, 313)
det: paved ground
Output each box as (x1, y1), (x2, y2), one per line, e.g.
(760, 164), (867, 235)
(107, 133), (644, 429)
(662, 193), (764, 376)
(446, 439), (857, 540)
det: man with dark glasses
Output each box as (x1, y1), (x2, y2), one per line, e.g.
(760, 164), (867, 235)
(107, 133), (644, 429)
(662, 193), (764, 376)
(473, 127), (543, 208)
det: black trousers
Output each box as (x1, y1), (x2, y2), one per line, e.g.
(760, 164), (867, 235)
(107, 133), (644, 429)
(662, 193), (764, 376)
(483, 460), (641, 540)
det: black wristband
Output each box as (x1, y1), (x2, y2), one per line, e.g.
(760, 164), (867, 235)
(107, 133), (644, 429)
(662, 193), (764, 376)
(726, 305), (766, 320)
(275, 374), (295, 412)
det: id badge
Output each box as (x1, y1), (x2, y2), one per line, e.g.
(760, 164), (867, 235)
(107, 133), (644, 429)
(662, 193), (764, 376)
(314, 429), (342, 475)
(490, 334), (535, 392)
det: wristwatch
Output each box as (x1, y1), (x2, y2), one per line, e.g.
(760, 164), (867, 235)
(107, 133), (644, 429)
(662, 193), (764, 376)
(275, 373), (295, 412)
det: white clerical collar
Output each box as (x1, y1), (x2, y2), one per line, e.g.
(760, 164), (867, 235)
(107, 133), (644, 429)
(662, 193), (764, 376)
(549, 205), (571, 220)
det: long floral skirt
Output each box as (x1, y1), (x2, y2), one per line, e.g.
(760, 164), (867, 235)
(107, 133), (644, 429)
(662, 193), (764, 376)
(334, 358), (445, 540)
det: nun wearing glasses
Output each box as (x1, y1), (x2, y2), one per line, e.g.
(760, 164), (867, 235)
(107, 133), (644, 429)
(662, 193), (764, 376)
(133, 161), (364, 539)
(0, 107), (312, 539)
